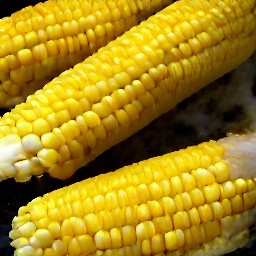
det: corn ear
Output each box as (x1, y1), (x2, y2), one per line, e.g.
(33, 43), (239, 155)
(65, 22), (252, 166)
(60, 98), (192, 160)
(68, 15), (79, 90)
(9, 133), (256, 255)
(0, 0), (255, 182)
(0, 0), (171, 108)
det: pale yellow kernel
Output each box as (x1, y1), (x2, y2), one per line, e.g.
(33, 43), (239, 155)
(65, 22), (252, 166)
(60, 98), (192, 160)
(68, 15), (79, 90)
(221, 181), (236, 199)
(198, 204), (214, 223)
(181, 173), (197, 192)
(18, 222), (36, 237)
(29, 229), (53, 248)
(84, 213), (102, 235)
(37, 148), (58, 167)
(121, 225), (136, 246)
(190, 188), (205, 207)
(162, 197), (176, 215)
(192, 168), (215, 188)
(110, 228), (122, 248)
(136, 221), (155, 241)
(234, 178), (247, 194)
(10, 237), (30, 249)
(137, 204), (151, 222)
(95, 230), (111, 250)
(231, 195), (244, 214)
(32, 118), (51, 136)
(203, 183), (221, 203)
(22, 134), (43, 154)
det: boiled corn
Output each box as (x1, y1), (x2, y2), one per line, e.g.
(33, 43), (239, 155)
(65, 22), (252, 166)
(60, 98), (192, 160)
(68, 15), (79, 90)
(0, 0), (256, 182)
(9, 133), (256, 255)
(0, 0), (171, 108)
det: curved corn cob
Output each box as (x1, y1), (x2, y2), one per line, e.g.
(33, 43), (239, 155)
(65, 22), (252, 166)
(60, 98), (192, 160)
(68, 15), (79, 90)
(0, 0), (256, 182)
(0, 0), (171, 108)
(9, 133), (256, 255)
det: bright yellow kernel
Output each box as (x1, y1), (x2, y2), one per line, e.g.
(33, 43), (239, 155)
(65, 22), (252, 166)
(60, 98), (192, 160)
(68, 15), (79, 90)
(32, 44), (48, 61)
(192, 168), (215, 188)
(190, 224), (205, 245)
(121, 225), (136, 246)
(94, 230), (111, 250)
(25, 31), (39, 48)
(148, 201), (163, 218)
(189, 188), (205, 207)
(198, 204), (214, 223)
(137, 204), (151, 222)
(165, 229), (183, 251)
(12, 34), (25, 52)
(234, 178), (247, 194)
(32, 118), (51, 136)
(84, 213), (102, 236)
(141, 239), (151, 255)
(203, 183), (221, 203)
(152, 215), (173, 234)
(83, 111), (101, 128)
(16, 120), (33, 137)
(151, 234), (165, 254)
(188, 207), (201, 225)
(136, 221), (155, 241)
(221, 181), (236, 199)
(203, 220), (220, 242)
(162, 197), (176, 215)
(211, 201), (225, 219)
(170, 176), (183, 197)
(110, 228), (122, 249)
(41, 132), (62, 150)
(209, 161), (231, 183)
(231, 195), (244, 214)
(37, 148), (59, 167)
(17, 49), (33, 66)
(181, 173), (197, 192)
(68, 238), (81, 255)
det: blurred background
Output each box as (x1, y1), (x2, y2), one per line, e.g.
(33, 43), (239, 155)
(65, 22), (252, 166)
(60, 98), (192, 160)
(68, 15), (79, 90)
(0, 1), (255, 255)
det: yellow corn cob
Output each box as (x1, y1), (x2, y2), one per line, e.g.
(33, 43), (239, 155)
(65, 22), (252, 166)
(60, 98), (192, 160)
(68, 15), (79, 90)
(9, 133), (256, 256)
(0, 0), (255, 182)
(0, 0), (171, 108)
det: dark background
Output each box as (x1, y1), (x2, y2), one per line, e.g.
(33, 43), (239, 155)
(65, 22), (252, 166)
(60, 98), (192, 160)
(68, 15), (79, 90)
(0, 1), (255, 256)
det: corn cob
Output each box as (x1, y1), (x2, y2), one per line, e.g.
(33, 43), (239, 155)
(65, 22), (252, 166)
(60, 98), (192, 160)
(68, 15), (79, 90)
(9, 133), (256, 256)
(0, 0), (171, 108)
(0, 0), (255, 182)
